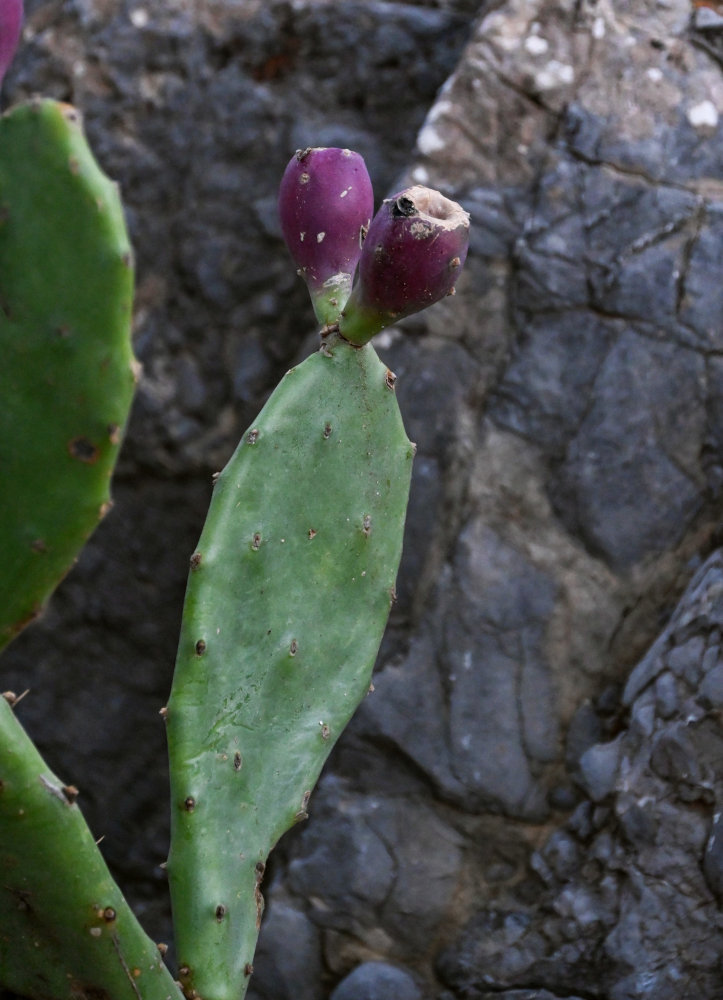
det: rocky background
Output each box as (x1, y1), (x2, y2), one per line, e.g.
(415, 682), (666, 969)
(2, 0), (723, 997)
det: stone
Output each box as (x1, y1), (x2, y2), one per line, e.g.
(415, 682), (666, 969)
(699, 660), (723, 708)
(654, 672), (679, 719)
(703, 810), (723, 901)
(330, 962), (421, 1000)
(286, 799), (396, 927)
(578, 737), (623, 802)
(248, 899), (323, 1000)
(615, 794), (658, 849)
(286, 783), (463, 960)
(539, 831), (581, 882)
(667, 638), (707, 682)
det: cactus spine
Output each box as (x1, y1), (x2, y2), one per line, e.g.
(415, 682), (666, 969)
(166, 337), (413, 1000)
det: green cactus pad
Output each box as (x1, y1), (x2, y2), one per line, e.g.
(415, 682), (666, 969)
(166, 338), (413, 1000)
(0, 99), (136, 651)
(0, 695), (182, 1000)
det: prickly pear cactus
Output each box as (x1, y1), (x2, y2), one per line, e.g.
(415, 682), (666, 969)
(166, 336), (413, 1000)
(0, 0), (22, 87)
(0, 694), (182, 1000)
(339, 185), (470, 345)
(278, 147), (373, 326)
(0, 98), (136, 650)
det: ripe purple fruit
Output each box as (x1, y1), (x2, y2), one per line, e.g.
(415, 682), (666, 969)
(278, 146), (374, 326)
(339, 185), (470, 346)
(0, 0), (22, 88)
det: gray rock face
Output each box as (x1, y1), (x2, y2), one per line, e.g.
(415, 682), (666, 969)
(2, 0), (723, 998)
(437, 552), (723, 1000)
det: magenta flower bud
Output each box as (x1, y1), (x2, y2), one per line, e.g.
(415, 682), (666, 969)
(0, 0), (22, 88)
(278, 146), (374, 326)
(338, 185), (470, 346)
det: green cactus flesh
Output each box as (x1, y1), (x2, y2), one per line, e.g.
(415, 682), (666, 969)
(166, 338), (413, 1000)
(0, 696), (183, 1000)
(0, 99), (136, 651)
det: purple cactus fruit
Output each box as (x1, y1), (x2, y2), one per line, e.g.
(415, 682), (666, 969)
(278, 146), (374, 326)
(338, 185), (470, 346)
(0, 0), (22, 88)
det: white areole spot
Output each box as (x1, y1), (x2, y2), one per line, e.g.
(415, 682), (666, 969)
(646, 67), (663, 83)
(316, 232), (326, 243)
(688, 100), (719, 129)
(412, 165), (429, 184)
(340, 187), (352, 198)
(592, 16), (605, 39)
(130, 7), (149, 27)
(299, 231), (305, 241)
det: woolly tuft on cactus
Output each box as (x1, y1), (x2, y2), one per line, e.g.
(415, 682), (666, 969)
(278, 146), (373, 326)
(0, 0), (22, 87)
(339, 184), (470, 346)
